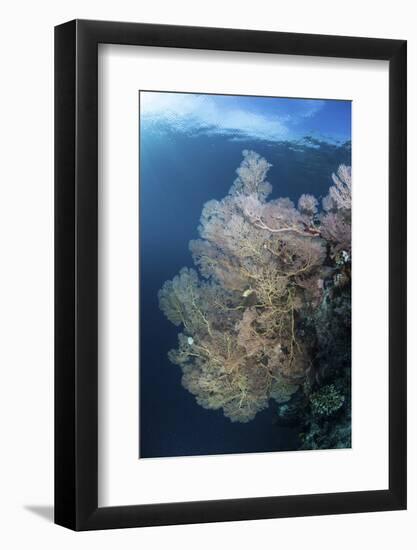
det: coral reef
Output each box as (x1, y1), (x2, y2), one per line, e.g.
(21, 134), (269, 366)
(310, 384), (345, 417)
(159, 149), (351, 439)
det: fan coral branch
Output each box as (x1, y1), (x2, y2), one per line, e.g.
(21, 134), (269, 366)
(229, 149), (272, 200)
(328, 164), (351, 210)
(158, 151), (351, 423)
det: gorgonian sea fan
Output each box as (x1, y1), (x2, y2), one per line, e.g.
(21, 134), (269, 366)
(158, 150), (351, 423)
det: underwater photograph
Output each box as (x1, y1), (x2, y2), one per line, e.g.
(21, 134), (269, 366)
(139, 91), (352, 458)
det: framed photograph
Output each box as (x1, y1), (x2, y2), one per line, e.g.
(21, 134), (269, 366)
(55, 19), (406, 530)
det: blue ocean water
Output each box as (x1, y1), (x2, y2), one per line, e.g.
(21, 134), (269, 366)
(139, 129), (351, 458)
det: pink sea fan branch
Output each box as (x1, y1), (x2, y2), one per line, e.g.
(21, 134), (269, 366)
(229, 149), (272, 200)
(158, 150), (351, 423)
(328, 164), (351, 210)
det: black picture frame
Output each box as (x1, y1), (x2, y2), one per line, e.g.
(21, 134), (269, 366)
(55, 19), (407, 531)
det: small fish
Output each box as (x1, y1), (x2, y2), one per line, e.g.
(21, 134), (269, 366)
(242, 288), (254, 298)
(187, 337), (194, 346)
